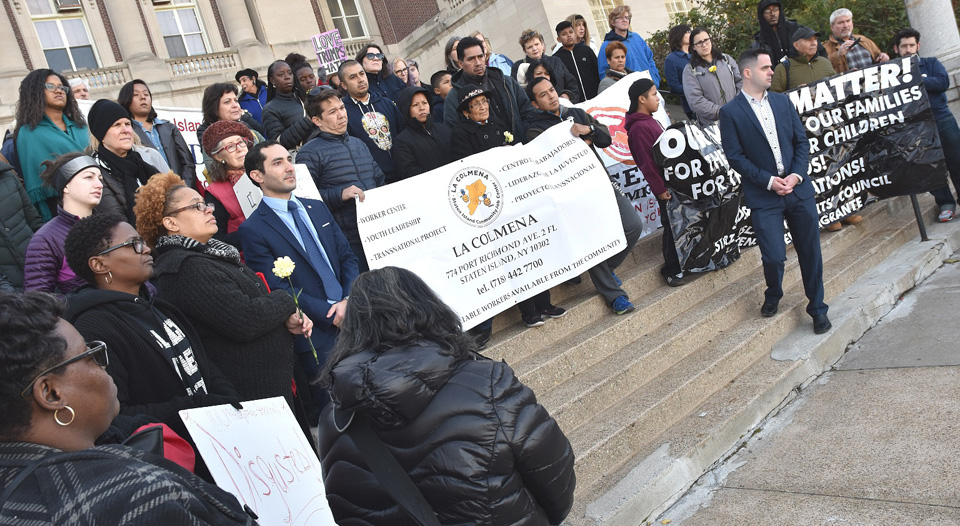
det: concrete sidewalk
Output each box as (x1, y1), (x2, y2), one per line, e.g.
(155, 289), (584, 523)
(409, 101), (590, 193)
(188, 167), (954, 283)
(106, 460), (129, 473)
(656, 251), (960, 525)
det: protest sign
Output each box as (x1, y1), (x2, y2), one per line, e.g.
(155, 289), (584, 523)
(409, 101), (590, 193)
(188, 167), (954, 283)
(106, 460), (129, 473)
(574, 71), (671, 239)
(790, 55), (947, 224)
(312, 29), (348, 76)
(654, 57), (946, 273)
(356, 123), (625, 329)
(180, 397), (336, 526)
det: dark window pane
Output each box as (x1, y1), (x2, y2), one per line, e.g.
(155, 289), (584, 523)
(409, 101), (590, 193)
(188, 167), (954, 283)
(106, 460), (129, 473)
(347, 16), (365, 38)
(165, 35), (188, 58)
(342, 0), (358, 16)
(326, 0), (342, 17)
(70, 46), (98, 70)
(332, 18), (348, 38)
(44, 49), (72, 72)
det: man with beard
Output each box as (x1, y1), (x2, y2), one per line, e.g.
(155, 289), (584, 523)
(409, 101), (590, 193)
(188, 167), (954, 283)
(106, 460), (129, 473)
(823, 7), (889, 73)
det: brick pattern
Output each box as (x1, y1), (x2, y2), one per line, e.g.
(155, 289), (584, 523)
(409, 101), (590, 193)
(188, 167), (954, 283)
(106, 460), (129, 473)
(94, 0), (123, 62)
(133, 0), (158, 56)
(310, 0), (326, 31)
(376, 0), (439, 45)
(208, 0), (230, 48)
(3, 0), (33, 70)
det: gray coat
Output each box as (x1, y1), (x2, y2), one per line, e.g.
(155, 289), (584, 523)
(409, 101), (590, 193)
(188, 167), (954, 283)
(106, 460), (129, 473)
(682, 53), (742, 126)
(0, 162), (42, 290)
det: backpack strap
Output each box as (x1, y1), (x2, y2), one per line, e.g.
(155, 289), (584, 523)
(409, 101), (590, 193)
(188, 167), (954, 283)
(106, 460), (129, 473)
(340, 410), (441, 526)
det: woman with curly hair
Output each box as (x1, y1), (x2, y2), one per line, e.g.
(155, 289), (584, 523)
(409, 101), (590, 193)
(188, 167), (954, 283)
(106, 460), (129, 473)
(14, 69), (90, 221)
(317, 267), (576, 525)
(133, 173), (314, 427)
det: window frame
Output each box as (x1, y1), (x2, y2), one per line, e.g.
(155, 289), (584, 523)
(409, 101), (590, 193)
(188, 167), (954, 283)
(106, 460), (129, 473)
(154, 0), (211, 58)
(326, 0), (370, 41)
(27, 0), (101, 72)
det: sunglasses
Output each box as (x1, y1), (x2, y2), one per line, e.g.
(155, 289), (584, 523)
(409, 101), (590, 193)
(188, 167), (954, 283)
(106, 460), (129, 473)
(44, 83), (69, 94)
(21, 341), (109, 398)
(97, 237), (146, 256)
(365, 52), (384, 60)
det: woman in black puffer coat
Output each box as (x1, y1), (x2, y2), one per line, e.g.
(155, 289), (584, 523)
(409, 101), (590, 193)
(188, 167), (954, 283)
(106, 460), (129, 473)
(317, 266), (576, 525)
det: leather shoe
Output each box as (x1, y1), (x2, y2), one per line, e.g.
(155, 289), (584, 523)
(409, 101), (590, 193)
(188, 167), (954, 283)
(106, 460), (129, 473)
(813, 313), (832, 334)
(760, 300), (779, 317)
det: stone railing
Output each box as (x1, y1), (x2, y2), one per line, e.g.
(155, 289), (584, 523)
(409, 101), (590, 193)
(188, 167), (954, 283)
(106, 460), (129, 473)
(166, 50), (240, 78)
(66, 65), (130, 90)
(344, 39), (374, 59)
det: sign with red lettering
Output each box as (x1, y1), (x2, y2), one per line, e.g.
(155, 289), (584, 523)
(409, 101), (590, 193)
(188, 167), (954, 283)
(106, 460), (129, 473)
(180, 397), (337, 526)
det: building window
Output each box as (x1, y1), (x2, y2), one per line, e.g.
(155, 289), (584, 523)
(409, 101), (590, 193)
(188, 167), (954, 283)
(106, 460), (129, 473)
(155, 0), (209, 57)
(326, 0), (368, 40)
(664, 0), (692, 16)
(588, 0), (623, 39)
(27, 0), (100, 72)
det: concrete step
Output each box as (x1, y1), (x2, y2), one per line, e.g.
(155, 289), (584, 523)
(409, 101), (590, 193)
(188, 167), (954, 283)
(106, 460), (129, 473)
(564, 196), (960, 525)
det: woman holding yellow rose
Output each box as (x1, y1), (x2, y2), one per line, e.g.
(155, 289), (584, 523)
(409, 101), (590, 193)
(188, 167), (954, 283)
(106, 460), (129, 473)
(132, 172), (314, 422)
(682, 27), (742, 125)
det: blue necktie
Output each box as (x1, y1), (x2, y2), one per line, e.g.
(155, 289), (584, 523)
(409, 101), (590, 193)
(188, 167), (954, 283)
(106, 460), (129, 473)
(287, 200), (343, 302)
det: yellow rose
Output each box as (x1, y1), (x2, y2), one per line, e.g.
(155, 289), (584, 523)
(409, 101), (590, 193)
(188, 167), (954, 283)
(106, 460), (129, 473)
(504, 131), (514, 143)
(708, 65), (717, 73)
(272, 256), (296, 279)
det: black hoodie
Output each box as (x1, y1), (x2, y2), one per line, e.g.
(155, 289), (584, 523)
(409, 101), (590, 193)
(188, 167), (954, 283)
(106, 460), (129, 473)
(64, 286), (240, 442)
(392, 86), (455, 180)
(751, 0), (825, 65)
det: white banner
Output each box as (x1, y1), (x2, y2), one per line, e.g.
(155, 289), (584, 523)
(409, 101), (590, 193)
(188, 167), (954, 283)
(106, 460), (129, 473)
(356, 123), (625, 330)
(179, 397), (337, 526)
(573, 71), (671, 239)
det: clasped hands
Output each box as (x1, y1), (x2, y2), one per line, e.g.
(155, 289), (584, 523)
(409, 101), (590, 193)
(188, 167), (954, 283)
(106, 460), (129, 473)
(771, 174), (800, 196)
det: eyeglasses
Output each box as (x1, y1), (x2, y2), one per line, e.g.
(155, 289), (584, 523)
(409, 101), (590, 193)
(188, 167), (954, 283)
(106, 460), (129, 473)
(21, 341), (109, 398)
(167, 201), (215, 215)
(44, 83), (69, 94)
(213, 138), (251, 154)
(694, 37), (712, 47)
(615, 15), (632, 21)
(97, 237), (147, 256)
(469, 98), (489, 110)
(365, 52), (384, 60)
(395, 67), (408, 75)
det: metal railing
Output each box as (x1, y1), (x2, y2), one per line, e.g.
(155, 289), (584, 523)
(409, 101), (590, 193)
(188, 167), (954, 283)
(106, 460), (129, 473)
(166, 50), (240, 78)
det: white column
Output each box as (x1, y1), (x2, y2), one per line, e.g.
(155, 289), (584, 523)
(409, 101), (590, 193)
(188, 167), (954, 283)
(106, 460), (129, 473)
(905, 0), (960, 113)
(215, 0), (275, 70)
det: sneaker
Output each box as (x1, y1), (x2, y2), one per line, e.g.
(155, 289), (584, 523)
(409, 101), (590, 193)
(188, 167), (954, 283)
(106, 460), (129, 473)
(665, 273), (685, 287)
(523, 314), (546, 327)
(611, 295), (635, 315)
(611, 271), (622, 286)
(939, 204), (956, 223)
(539, 305), (567, 318)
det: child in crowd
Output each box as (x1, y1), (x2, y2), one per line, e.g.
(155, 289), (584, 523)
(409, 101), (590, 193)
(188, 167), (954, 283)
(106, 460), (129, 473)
(624, 78), (685, 287)
(430, 70), (452, 123)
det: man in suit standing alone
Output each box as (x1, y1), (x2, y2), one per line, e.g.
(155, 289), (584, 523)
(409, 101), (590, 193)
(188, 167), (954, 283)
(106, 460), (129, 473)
(719, 48), (830, 334)
(238, 141), (360, 414)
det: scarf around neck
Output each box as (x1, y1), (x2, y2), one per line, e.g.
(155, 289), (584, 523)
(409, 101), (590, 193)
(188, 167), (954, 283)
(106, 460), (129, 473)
(154, 234), (241, 265)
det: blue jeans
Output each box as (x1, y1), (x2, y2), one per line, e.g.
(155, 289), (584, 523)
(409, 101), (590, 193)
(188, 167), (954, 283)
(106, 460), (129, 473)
(929, 115), (960, 206)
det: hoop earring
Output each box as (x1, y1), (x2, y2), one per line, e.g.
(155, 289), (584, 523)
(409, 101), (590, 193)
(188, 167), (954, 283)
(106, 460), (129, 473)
(54, 406), (76, 426)
(104, 270), (113, 284)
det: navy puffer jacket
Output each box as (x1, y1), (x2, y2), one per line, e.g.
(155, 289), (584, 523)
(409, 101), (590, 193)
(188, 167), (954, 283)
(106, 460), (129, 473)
(318, 342), (576, 525)
(296, 130), (385, 248)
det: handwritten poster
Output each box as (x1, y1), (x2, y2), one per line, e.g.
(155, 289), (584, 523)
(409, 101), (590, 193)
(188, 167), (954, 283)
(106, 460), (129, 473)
(180, 397), (337, 526)
(312, 29), (348, 76)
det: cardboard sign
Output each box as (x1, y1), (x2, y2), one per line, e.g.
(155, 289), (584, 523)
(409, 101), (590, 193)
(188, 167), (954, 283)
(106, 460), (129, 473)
(311, 29), (348, 76)
(180, 397), (337, 526)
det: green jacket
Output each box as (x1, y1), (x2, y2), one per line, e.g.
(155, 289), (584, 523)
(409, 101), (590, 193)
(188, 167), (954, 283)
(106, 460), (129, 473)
(15, 114), (90, 221)
(771, 54), (836, 93)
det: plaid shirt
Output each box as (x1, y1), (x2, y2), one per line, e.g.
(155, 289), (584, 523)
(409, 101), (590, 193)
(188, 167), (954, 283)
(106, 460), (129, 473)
(844, 41), (873, 71)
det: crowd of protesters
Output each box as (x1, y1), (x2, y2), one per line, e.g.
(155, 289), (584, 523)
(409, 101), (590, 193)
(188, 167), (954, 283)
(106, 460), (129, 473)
(0, 2), (957, 523)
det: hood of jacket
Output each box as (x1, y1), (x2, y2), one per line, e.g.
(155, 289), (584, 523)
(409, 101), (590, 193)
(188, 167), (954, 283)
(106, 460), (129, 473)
(328, 342), (460, 429)
(624, 111), (656, 131)
(603, 29), (630, 43)
(397, 85), (434, 129)
(63, 285), (154, 323)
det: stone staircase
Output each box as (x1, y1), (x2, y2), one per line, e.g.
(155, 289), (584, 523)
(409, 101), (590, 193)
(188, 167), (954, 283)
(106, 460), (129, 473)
(483, 194), (954, 525)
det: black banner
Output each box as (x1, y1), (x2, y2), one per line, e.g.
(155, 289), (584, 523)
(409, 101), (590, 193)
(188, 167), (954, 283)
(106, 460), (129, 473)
(652, 56), (946, 273)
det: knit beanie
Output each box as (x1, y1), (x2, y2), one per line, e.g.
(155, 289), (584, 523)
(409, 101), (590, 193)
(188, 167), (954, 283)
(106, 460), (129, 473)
(88, 99), (130, 141)
(201, 120), (254, 156)
(627, 78), (656, 114)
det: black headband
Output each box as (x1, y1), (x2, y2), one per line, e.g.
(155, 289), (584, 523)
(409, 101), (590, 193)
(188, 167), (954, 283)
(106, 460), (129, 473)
(53, 155), (98, 194)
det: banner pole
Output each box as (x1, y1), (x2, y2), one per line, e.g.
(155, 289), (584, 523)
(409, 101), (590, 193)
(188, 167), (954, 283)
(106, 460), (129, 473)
(909, 194), (930, 241)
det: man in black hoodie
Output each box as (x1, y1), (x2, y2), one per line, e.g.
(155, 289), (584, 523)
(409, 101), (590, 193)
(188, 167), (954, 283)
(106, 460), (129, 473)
(752, 0), (825, 66)
(393, 86), (454, 179)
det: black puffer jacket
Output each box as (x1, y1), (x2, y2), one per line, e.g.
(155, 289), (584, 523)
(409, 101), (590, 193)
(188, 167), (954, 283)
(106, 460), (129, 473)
(0, 161), (42, 290)
(318, 342), (576, 525)
(393, 86), (455, 179)
(451, 112), (513, 159)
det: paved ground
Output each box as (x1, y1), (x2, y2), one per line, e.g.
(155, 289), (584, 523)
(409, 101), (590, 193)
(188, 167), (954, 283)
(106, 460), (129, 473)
(656, 251), (960, 525)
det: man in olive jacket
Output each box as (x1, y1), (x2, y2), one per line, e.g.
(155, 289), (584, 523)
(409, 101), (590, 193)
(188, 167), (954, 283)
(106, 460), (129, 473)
(771, 28), (836, 93)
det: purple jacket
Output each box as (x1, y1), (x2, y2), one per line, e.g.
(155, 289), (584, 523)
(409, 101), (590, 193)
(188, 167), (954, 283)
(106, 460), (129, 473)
(624, 112), (668, 196)
(24, 206), (86, 294)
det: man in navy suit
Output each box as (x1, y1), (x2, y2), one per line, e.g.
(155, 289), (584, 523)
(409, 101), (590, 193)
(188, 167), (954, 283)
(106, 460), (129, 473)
(238, 141), (360, 413)
(719, 48), (831, 334)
